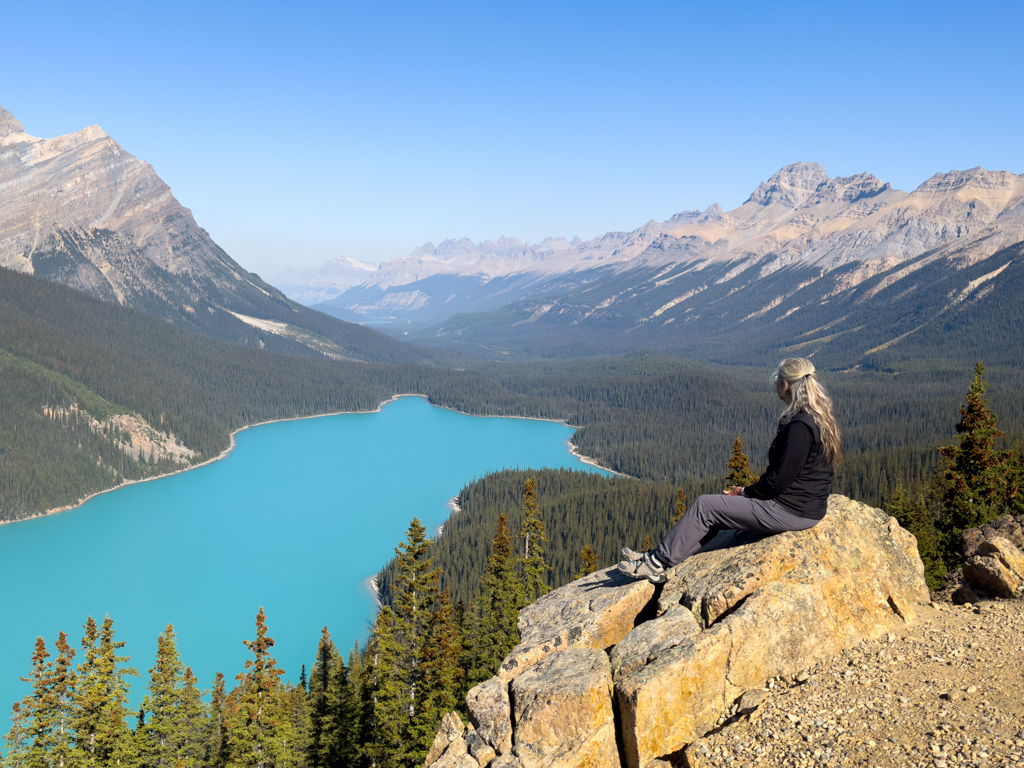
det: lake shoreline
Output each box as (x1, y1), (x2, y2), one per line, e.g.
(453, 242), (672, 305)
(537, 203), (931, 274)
(2, 394), (620, 528)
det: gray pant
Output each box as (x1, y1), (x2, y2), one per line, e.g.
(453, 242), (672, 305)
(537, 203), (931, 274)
(654, 494), (821, 568)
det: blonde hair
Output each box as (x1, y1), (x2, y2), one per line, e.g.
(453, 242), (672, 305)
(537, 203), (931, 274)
(773, 358), (843, 468)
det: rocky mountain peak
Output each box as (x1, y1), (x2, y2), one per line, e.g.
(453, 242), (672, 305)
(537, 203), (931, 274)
(0, 105), (25, 138)
(748, 162), (830, 207)
(800, 172), (894, 206)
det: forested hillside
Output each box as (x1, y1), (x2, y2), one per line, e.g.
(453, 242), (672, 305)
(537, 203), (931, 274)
(3, 265), (1023, 524)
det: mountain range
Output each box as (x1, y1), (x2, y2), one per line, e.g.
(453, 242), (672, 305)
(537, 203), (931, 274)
(3, 98), (1021, 369)
(0, 104), (430, 365)
(290, 162), (1022, 364)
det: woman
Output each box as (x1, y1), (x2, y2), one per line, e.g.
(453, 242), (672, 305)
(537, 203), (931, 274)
(619, 357), (843, 584)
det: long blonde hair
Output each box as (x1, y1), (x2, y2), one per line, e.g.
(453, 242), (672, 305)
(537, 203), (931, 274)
(773, 358), (843, 468)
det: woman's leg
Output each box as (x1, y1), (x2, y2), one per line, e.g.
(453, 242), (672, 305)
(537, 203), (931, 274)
(653, 494), (819, 568)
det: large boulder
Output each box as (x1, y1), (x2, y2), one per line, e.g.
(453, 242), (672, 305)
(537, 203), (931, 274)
(958, 519), (1024, 599)
(425, 496), (930, 768)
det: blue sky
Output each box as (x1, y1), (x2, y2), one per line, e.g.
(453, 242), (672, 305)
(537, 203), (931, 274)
(2, 0), (1021, 278)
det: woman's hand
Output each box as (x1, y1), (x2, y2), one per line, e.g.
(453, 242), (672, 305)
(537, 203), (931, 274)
(723, 486), (744, 496)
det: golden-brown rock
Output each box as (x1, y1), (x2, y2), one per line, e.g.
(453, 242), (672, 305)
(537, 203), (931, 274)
(510, 648), (618, 768)
(425, 496), (930, 768)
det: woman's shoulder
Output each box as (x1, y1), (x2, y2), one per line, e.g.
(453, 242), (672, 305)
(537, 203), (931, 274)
(784, 412), (818, 434)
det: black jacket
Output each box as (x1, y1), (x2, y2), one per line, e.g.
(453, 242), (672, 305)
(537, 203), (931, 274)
(743, 411), (833, 519)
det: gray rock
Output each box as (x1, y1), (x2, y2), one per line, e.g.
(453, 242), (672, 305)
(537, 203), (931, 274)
(500, 566), (655, 681)
(465, 728), (497, 766)
(737, 689), (768, 715)
(963, 554), (1021, 598)
(977, 536), (1024, 579)
(951, 584), (981, 605)
(466, 677), (513, 755)
(426, 711), (467, 766)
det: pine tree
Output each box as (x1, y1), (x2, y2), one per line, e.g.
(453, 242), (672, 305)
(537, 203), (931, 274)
(205, 674), (228, 768)
(19, 637), (54, 768)
(2, 702), (29, 768)
(392, 518), (440, 668)
(305, 629), (338, 768)
(575, 545), (598, 579)
(361, 608), (407, 768)
(278, 685), (308, 768)
(228, 608), (289, 768)
(670, 489), (687, 525)
(408, 589), (463, 765)
(938, 362), (1012, 549)
(49, 632), (78, 768)
(1006, 441), (1024, 515)
(466, 514), (525, 689)
(337, 644), (361, 768)
(520, 478), (551, 603)
(726, 436), (757, 487)
(76, 616), (138, 768)
(139, 625), (186, 768)
(176, 668), (207, 768)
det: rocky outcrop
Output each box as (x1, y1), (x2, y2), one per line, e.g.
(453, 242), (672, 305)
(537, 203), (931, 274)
(427, 495), (930, 768)
(951, 515), (1024, 602)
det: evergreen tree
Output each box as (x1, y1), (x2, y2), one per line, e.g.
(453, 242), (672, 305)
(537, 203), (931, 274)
(228, 608), (290, 768)
(49, 632), (78, 768)
(305, 629), (338, 768)
(671, 489), (687, 525)
(337, 644), (361, 768)
(575, 545), (598, 579)
(1006, 441), (1024, 515)
(176, 669), (207, 768)
(1, 702), (29, 768)
(361, 608), (407, 768)
(139, 625), (186, 768)
(278, 685), (308, 768)
(205, 674), (228, 768)
(76, 616), (137, 768)
(726, 436), (757, 487)
(20, 637), (54, 768)
(466, 514), (524, 689)
(407, 589), (463, 765)
(520, 478), (551, 603)
(392, 518), (440, 669)
(938, 362), (1012, 551)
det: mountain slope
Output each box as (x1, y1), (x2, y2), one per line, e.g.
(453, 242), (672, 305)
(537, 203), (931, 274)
(0, 103), (433, 364)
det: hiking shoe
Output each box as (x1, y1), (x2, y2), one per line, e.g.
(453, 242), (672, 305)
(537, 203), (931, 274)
(617, 551), (667, 584)
(621, 546), (645, 562)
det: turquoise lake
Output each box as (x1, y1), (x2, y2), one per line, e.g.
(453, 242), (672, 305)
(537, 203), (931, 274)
(0, 396), (608, 713)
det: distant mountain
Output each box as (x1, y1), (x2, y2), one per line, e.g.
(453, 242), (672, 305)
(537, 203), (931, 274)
(272, 256), (377, 304)
(0, 103), (432, 365)
(296, 163), (1022, 344)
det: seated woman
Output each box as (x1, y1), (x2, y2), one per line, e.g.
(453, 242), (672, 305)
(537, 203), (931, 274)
(619, 357), (843, 584)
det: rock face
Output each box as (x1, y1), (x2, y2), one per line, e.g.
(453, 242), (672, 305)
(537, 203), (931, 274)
(956, 516), (1024, 601)
(427, 496), (930, 768)
(0, 103), (422, 363)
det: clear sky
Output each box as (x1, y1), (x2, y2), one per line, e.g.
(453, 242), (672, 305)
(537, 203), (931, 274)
(1, 0), (1021, 279)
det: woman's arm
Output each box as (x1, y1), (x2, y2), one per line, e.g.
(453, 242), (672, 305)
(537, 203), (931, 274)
(743, 421), (814, 500)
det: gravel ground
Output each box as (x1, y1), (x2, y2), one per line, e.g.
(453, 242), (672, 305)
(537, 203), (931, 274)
(685, 598), (1024, 768)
